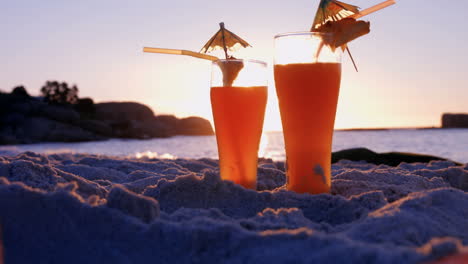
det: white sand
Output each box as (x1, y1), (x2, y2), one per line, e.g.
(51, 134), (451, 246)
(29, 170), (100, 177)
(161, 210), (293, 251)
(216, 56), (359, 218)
(0, 152), (467, 263)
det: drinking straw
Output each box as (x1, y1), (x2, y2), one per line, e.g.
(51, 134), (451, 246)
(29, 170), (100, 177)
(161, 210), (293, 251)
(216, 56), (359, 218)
(143, 47), (219, 61)
(351, 0), (396, 19)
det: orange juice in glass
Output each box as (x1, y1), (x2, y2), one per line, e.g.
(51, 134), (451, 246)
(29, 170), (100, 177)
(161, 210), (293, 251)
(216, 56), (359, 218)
(210, 59), (268, 189)
(274, 32), (342, 194)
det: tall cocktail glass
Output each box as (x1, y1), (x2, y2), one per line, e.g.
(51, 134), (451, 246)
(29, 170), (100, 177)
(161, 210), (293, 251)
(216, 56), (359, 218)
(210, 59), (268, 189)
(274, 32), (342, 194)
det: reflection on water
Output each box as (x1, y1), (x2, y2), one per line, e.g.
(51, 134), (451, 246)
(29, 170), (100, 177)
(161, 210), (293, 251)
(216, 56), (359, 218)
(135, 151), (176, 160)
(0, 129), (467, 163)
(258, 133), (269, 158)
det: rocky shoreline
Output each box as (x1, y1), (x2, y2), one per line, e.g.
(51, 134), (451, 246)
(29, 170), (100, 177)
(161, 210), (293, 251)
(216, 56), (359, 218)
(0, 86), (214, 145)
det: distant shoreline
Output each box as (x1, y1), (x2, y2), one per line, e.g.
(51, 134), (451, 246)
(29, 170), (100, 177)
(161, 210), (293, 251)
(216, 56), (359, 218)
(265, 127), (468, 133)
(336, 126), (441, 132)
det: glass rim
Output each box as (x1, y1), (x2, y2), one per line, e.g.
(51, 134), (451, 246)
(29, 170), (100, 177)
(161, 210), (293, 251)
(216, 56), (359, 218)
(274, 31), (333, 39)
(213, 58), (267, 67)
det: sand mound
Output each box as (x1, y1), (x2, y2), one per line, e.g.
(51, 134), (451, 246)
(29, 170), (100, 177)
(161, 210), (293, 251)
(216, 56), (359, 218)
(0, 152), (467, 263)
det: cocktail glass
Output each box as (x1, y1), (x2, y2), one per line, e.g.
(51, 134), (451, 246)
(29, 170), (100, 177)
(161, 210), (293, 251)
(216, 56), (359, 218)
(210, 59), (268, 189)
(274, 32), (342, 194)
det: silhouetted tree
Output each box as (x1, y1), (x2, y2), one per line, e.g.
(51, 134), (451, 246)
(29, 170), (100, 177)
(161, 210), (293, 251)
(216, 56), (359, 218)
(40, 81), (79, 105)
(11, 86), (30, 98)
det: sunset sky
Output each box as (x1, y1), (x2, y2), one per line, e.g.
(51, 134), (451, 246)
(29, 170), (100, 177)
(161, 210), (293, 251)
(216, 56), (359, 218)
(2, 0), (467, 131)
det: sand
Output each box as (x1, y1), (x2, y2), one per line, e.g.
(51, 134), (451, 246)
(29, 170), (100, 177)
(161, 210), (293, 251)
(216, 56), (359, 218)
(0, 152), (467, 263)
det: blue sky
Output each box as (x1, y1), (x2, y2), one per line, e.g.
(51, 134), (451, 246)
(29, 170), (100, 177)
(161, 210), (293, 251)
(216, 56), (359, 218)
(1, 0), (467, 130)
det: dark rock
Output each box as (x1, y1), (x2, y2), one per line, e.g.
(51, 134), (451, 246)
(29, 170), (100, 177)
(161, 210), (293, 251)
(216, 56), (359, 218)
(154, 115), (179, 134)
(442, 113), (468, 128)
(39, 105), (80, 124)
(1, 113), (26, 125)
(136, 119), (172, 138)
(0, 92), (39, 116)
(106, 119), (171, 139)
(77, 119), (113, 137)
(331, 148), (456, 166)
(91, 101), (178, 138)
(95, 102), (155, 122)
(9, 102), (33, 115)
(106, 120), (132, 138)
(154, 115), (216, 136)
(9, 100), (47, 116)
(14, 117), (53, 142)
(74, 98), (95, 116)
(15, 117), (102, 143)
(1, 86), (214, 143)
(0, 127), (19, 145)
(47, 124), (103, 143)
(177, 116), (214, 135)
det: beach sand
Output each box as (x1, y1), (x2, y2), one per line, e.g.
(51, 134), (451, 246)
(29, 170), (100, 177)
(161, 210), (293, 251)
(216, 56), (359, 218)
(0, 152), (467, 263)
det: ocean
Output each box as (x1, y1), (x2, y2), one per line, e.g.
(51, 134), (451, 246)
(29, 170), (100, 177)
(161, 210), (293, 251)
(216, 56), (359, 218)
(1, 128), (467, 163)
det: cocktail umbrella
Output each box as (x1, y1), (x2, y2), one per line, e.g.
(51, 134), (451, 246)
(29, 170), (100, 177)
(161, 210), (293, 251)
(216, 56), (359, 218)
(200, 22), (251, 59)
(312, 0), (396, 49)
(312, 0), (360, 30)
(311, 0), (366, 71)
(143, 22), (253, 86)
(200, 22), (252, 86)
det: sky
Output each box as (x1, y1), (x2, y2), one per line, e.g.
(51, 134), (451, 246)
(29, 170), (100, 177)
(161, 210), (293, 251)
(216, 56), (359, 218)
(1, 0), (467, 131)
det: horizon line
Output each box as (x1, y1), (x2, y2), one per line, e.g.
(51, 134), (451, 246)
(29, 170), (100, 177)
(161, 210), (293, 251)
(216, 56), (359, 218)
(264, 126), (445, 133)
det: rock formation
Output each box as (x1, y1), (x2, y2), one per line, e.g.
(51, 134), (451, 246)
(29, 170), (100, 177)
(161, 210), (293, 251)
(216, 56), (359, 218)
(0, 87), (214, 145)
(442, 113), (468, 128)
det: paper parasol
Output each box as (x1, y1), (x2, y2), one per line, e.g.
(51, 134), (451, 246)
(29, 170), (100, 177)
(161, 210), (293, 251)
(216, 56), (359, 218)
(311, 0), (368, 71)
(312, 0), (360, 30)
(200, 22), (251, 59)
(311, 0), (396, 71)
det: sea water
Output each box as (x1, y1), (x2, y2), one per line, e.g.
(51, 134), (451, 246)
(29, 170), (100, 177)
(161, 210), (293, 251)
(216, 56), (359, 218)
(1, 129), (467, 163)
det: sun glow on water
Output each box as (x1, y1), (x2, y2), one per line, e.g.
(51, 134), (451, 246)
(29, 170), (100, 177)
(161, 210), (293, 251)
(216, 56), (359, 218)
(258, 133), (269, 158)
(134, 151), (177, 159)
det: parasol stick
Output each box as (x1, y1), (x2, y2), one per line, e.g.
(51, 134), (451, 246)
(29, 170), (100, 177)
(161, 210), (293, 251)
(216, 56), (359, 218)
(143, 47), (219, 61)
(351, 0), (396, 19)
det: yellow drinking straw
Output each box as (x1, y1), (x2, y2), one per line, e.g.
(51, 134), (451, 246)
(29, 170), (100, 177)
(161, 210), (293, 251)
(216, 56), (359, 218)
(351, 0), (396, 19)
(142, 47), (219, 61)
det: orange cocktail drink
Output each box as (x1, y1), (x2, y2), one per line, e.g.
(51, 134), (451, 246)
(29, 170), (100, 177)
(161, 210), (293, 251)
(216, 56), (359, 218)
(210, 59), (268, 189)
(274, 32), (342, 194)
